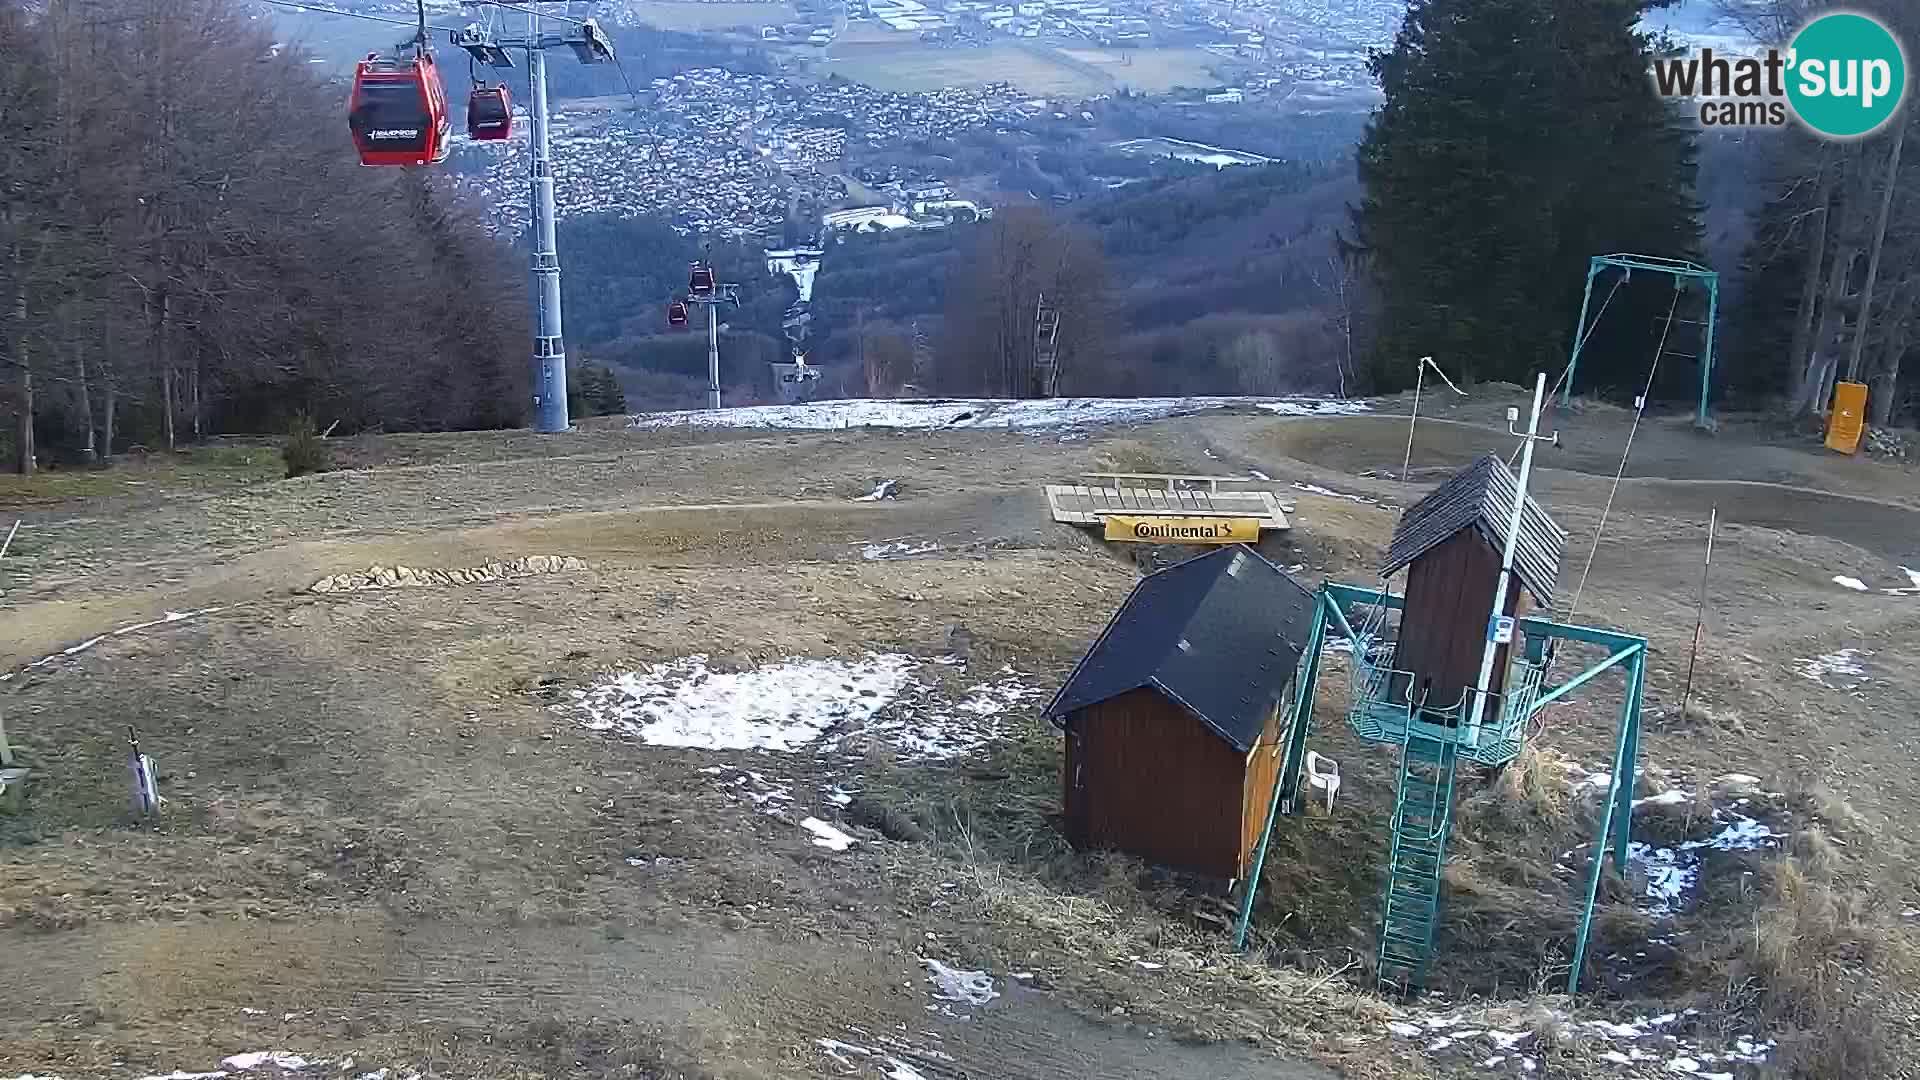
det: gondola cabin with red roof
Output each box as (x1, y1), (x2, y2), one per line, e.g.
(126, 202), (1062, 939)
(666, 299), (690, 329)
(467, 84), (513, 142)
(348, 52), (451, 167)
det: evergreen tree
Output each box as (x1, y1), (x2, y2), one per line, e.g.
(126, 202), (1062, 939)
(1354, 0), (1701, 392)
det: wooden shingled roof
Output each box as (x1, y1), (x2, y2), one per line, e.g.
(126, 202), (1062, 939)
(1382, 453), (1567, 607)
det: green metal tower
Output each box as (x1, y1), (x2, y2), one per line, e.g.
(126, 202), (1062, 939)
(1233, 584), (1648, 995)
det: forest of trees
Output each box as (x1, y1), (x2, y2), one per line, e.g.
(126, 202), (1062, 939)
(1353, 0), (1704, 393)
(1354, 0), (1918, 425)
(1724, 1), (1919, 423)
(0, 0), (527, 474)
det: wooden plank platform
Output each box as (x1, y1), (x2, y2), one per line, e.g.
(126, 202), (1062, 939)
(1046, 484), (1291, 531)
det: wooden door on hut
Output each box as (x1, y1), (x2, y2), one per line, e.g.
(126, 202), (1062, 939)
(1045, 545), (1317, 881)
(1380, 454), (1566, 724)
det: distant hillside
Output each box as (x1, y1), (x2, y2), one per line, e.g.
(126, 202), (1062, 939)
(560, 159), (1361, 405)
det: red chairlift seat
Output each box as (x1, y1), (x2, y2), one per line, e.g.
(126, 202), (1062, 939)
(467, 84), (513, 142)
(348, 52), (451, 167)
(687, 262), (716, 295)
(667, 300), (690, 328)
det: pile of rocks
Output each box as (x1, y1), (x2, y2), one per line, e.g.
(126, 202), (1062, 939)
(309, 555), (588, 594)
(1866, 427), (1911, 460)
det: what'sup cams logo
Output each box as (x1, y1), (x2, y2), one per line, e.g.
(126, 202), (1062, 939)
(1653, 11), (1907, 138)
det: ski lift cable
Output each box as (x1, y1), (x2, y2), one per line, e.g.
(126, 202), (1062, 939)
(1526, 284), (1682, 740)
(1563, 284), (1682, 628)
(1508, 268), (1634, 469)
(463, 0), (594, 29)
(258, 0), (462, 34)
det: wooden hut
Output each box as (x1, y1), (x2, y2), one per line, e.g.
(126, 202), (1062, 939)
(1044, 546), (1316, 880)
(1380, 453), (1566, 719)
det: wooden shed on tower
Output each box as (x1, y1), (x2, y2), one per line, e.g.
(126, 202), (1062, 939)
(1044, 546), (1317, 881)
(1381, 453), (1566, 721)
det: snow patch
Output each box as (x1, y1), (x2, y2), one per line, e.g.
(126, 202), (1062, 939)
(1626, 813), (1782, 916)
(571, 654), (915, 751)
(629, 395), (1367, 432)
(1, 607), (223, 683)
(855, 480), (898, 501)
(922, 958), (998, 1005)
(1793, 649), (1870, 689)
(1291, 481), (1373, 503)
(1832, 575), (1869, 591)
(219, 1053), (311, 1072)
(801, 817), (857, 851)
(859, 539), (939, 560)
(576, 655), (1045, 762)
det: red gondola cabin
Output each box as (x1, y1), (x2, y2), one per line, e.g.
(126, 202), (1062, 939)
(667, 300), (690, 328)
(688, 262), (716, 295)
(348, 53), (451, 167)
(467, 84), (513, 141)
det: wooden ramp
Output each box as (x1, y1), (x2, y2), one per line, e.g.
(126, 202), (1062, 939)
(1046, 476), (1291, 532)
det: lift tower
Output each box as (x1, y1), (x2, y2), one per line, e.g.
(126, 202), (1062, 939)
(455, 3), (616, 433)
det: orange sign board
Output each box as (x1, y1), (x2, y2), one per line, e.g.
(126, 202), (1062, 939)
(1825, 381), (1869, 454)
(1103, 516), (1261, 543)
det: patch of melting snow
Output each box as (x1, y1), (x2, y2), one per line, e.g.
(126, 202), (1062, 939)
(813, 1036), (935, 1079)
(922, 958), (998, 1006)
(219, 1053), (311, 1072)
(576, 654), (1044, 763)
(1793, 648), (1870, 689)
(138, 1073), (229, 1080)
(1247, 469), (1273, 481)
(0, 607), (223, 683)
(630, 395), (1367, 432)
(859, 539), (940, 560)
(1395, 1005), (1770, 1076)
(571, 653), (916, 751)
(1832, 574), (1869, 591)
(1887, 566), (1920, 595)
(801, 817), (856, 851)
(1292, 481), (1374, 503)
(855, 479), (898, 501)
(1626, 813), (1781, 916)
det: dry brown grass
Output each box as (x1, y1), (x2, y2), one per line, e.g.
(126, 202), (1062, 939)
(1629, 787), (1720, 847)
(1093, 441), (1192, 477)
(1686, 857), (1917, 1079)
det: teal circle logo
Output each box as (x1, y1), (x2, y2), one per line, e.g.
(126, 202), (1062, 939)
(1787, 12), (1907, 138)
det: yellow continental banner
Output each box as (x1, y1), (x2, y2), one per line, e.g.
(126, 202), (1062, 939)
(1103, 515), (1262, 544)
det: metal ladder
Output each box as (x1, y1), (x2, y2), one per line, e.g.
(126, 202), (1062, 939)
(1377, 732), (1459, 993)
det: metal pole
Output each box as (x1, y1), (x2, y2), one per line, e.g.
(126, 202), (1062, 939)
(526, 9), (570, 434)
(1464, 372), (1547, 745)
(1679, 508), (1717, 717)
(1697, 275), (1719, 428)
(1562, 260), (1600, 406)
(707, 301), (721, 410)
(1402, 357), (1424, 481)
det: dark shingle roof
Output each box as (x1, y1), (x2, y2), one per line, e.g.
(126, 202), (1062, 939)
(1381, 453), (1567, 606)
(1044, 545), (1316, 752)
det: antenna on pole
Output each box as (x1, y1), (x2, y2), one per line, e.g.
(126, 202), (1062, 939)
(1462, 373), (1557, 749)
